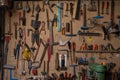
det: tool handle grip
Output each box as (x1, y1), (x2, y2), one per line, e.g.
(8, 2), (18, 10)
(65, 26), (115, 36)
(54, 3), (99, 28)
(102, 1), (104, 9)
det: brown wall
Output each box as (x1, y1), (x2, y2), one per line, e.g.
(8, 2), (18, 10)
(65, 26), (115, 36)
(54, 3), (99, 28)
(4, 0), (120, 79)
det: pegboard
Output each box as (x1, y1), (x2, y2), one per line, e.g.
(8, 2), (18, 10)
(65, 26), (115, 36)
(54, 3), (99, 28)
(4, 0), (120, 80)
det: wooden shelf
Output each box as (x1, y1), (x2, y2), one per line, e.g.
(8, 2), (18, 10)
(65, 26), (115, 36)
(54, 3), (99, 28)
(75, 50), (120, 53)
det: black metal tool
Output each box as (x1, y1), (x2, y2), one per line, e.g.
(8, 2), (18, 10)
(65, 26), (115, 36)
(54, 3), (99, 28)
(46, 9), (49, 30)
(81, 4), (89, 30)
(102, 26), (110, 40)
(35, 1), (41, 13)
(31, 1), (35, 17)
(24, 1), (30, 13)
(31, 13), (41, 30)
(78, 31), (101, 36)
(73, 0), (81, 20)
(21, 10), (26, 26)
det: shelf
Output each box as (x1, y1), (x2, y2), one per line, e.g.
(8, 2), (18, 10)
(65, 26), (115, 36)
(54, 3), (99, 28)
(75, 50), (120, 53)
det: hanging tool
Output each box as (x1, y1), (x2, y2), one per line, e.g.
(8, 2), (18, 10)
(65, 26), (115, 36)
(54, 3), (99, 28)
(102, 26), (110, 40)
(87, 0), (97, 12)
(101, 0), (105, 14)
(49, 19), (59, 55)
(32, 43), (48, 69)
(81, 4), (89, 30)
(24, 1), (30, 13)
(31, 12), (41, 30)
(68, 41), (72, 64)
(3, 65), (18, 80)
(58, 37), (71, 46)
(78, 31), (101, 38)
(21, 10), (26, 26)
(45, 0), (54, 14)
(55, 52), (59, 70)
(21, 59), (26, 75)
(66, 22), (70, 32)
(65, 20), (76, 36)
(64, 2), (69, 17)
(70, 64), (77, 80)
(57, 3), (62, 32)
(73, 0), (81, 20)
(14, 22), (18, 40)
(16, 1), (22, 10)
(93, 0), (103, 18)
(106, 0), (109, 15)
(107, 0), (115, 32)
(72, 42), (76, 63)
(41, 61), (46, 80)
(70, 3), (74, 18)
(31, 1), (35, 17)
(35, 1), (41, 13)
(14, 40), (21, 68)
(46, 9), (49, 30)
